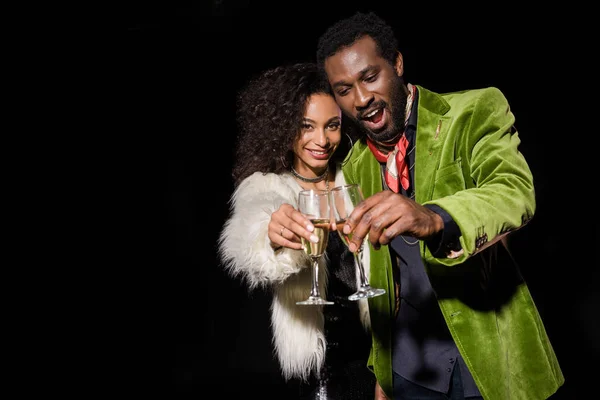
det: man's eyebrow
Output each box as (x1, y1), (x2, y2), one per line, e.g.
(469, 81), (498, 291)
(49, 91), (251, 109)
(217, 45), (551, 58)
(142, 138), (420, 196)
(331, 80), (350, 90)
(331, 65), (377, 89)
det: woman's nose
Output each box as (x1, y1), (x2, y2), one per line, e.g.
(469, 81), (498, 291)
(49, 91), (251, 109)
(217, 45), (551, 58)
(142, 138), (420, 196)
(314, 129), (329, 146)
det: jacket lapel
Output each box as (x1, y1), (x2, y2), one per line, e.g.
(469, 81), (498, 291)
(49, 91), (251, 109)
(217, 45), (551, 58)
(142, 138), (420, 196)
(414, 85), (451, 204)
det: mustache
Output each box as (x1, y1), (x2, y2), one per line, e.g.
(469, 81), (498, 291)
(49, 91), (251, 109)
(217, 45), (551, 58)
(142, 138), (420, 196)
(356, 100), (387, 120)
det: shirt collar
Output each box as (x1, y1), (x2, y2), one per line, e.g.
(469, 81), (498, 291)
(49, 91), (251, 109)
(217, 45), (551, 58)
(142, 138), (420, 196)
(405, 85), (418, 143)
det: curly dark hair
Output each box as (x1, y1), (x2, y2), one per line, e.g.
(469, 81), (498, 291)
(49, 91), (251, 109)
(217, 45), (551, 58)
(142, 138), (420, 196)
(316, 11), (398, 72)
(231, 62), (351, 187)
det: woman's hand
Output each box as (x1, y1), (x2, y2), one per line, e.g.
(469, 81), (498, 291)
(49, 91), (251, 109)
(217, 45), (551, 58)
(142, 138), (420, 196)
(268, 203), (319, 251)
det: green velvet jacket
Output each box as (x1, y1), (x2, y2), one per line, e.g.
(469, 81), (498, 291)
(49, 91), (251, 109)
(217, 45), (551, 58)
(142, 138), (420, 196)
(341, 85), (564, 399)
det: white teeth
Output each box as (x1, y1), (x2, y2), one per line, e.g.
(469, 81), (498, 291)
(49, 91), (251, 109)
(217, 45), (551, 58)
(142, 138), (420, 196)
(309, 150), (326, 155)
(365, 109), (379, 118)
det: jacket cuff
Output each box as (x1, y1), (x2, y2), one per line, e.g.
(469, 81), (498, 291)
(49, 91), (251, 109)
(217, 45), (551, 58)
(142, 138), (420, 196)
(424, 204), (463, 258)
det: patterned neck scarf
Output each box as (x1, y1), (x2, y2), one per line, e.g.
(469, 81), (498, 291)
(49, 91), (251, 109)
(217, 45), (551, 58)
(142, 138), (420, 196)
(366, 83), (416, 193)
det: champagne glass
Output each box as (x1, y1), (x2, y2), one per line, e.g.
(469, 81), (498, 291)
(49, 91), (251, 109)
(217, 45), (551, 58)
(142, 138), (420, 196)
(296, 189), (334, 306)
(330, 184), (386, 301)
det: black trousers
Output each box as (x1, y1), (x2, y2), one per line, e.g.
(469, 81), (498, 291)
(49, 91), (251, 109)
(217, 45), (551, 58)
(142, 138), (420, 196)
(393, 364), (484, 400)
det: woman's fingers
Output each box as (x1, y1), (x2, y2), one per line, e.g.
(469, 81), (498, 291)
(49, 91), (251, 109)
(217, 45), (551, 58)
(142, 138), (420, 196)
(269, 203), (319, 250)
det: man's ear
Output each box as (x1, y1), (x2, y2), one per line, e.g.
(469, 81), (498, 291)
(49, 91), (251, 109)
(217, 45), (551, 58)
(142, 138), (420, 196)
(395, 51), (404, 76)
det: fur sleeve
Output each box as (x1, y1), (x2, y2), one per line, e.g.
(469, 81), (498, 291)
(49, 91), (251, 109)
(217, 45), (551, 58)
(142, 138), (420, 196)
(218, 172), (310, 289)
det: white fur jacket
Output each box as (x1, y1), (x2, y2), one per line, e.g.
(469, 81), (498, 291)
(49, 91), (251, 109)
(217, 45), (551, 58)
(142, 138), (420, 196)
(218, 170), (371, 381)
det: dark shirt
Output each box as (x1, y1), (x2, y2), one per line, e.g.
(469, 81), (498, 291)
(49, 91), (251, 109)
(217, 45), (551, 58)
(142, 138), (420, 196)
(388, 89), (481, 397)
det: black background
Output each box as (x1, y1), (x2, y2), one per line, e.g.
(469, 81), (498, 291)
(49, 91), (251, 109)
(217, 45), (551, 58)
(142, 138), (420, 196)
(123, 1), (595, 398)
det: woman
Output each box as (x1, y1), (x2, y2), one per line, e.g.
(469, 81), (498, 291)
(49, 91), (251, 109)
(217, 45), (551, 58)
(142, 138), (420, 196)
(218, 62), (375, 399)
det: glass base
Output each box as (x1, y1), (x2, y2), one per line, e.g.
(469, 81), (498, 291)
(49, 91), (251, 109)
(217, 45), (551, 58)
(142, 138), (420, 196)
(296, 296), (335, 306)
(348, 286), (386, 301)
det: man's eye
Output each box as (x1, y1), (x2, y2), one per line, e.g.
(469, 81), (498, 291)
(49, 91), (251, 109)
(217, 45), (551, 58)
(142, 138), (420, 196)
(337, 89), (349, 97)
(364, 75), (376, 82)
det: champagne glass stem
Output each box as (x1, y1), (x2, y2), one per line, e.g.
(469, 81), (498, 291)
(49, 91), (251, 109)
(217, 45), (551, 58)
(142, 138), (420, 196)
(310, 258), (321, 297)
(354, 249), (370, 288)
(296, 189), (334, 306)
(347, 242), (385, 301)
(330, 184), (385, 301)
(296, 255), (333, 305)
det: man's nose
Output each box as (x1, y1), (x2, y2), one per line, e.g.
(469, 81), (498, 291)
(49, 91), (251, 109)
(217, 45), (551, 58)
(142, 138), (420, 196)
(354, 85), (373, 110)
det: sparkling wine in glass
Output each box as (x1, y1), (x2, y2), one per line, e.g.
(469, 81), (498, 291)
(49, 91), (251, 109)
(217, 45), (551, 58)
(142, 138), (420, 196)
(296, 189), (334, 306)
(330, 184), (386, 301)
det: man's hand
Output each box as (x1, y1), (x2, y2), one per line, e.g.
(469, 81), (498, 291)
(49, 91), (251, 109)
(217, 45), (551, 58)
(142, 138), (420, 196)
(342, 191), (444, 252)
(374, 380), (389, 400)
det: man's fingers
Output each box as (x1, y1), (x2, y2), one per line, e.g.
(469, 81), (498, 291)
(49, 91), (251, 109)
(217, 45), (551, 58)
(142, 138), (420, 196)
(343, 191), (398, 251)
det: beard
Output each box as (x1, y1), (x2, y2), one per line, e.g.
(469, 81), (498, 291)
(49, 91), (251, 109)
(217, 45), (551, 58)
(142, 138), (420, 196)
(354, 75), (407, 144)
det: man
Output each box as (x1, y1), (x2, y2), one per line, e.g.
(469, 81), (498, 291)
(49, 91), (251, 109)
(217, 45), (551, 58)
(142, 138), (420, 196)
(316, 11), (564, 400)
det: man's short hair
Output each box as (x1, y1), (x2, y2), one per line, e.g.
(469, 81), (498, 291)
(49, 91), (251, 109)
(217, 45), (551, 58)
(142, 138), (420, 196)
(316, 12), (399, 70)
